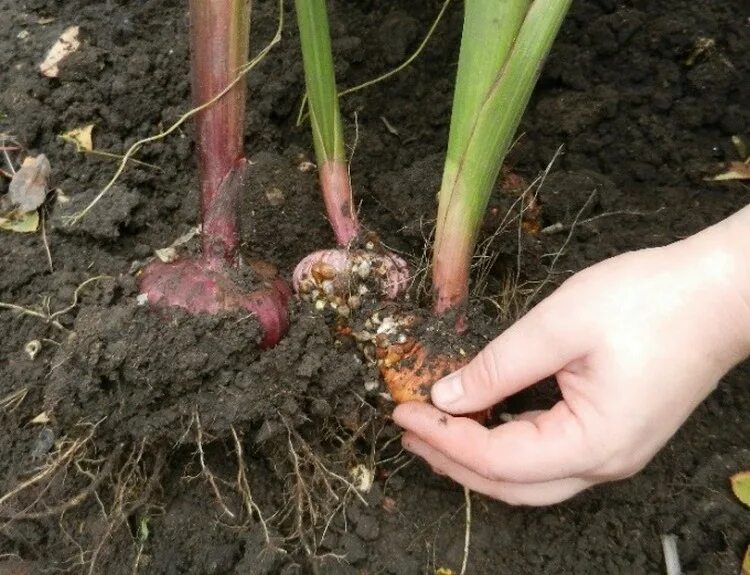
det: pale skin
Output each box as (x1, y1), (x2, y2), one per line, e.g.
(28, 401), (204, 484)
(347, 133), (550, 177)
(394, 204), (750, 505)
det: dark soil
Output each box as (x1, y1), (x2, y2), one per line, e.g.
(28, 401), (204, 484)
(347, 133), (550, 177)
(1, 0), (749, 573)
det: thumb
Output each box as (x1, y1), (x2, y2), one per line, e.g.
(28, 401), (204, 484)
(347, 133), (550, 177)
(431, 298), (587, 414)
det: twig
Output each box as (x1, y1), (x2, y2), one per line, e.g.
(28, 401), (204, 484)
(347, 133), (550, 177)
(661, 534), (683, 575)
(40, 209), (54, 272)
(460, 487), (472, 575)
(2, 147), (16, 175)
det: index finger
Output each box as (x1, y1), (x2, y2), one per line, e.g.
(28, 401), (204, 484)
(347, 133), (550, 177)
(393, 401), (596, 483)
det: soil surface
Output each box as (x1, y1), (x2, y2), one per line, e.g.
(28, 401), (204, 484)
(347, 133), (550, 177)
(1, 0), (749, 573)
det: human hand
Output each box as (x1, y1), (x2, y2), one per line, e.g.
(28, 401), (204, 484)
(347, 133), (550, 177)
(394, 209), (750, 505)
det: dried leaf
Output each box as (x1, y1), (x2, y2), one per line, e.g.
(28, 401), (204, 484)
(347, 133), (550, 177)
(30, 412), (50, 425)
(8, 154), (50, 212)
(0, 211), (39, 233)
(731, 471), (750, 507)
(710, 161), (750, 182)
(60, 124), (94, 152)
(39, 25), (80, 78)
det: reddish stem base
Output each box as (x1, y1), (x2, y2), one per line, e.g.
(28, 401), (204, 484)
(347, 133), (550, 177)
(138, 258), (290, 349)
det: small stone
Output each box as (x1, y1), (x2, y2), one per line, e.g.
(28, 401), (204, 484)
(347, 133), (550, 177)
(155, 246), (178, 263)
(321, 280), (335, 296)
(356, 259), (371, 279)
(377, 316), (397, 334)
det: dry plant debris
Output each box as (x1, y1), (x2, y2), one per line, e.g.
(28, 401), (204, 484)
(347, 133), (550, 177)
(39, 25), (80, 78)
(0, 154), (50, 233)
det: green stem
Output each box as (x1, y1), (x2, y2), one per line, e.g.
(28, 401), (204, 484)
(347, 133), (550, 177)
(295, 0), (359, 246)
(432, 0), (571, 316)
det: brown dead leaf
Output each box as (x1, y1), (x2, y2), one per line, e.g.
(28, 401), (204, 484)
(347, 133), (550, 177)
(8, 155), (50, 212)
(39, 25), (80, 78)
(60, 124), (94, 152)
(709, 161), (750, 182)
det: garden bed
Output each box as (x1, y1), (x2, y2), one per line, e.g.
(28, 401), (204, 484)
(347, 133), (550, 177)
(0, 0), (748, 573)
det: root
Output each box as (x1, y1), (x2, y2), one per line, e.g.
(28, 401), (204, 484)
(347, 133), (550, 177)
(0, 275), (112, 331)
(276, 415), (372, 556)
(85, 440), (154, 575)
(0, 417), (165, 575)
(296, 0), (453, 126)
(184, 412), (275, 542)
(472, 146), (562, 316)
(191, 411), (236, 519)
(0, 444), (123, 520)
(0, 421), (100, 513)
(0, 387), (28, 413)
(523, 188), (597, 310)
(230, 425), (271, 544)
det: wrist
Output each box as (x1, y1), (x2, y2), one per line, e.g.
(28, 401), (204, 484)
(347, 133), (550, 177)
(683, 205), (750, 366)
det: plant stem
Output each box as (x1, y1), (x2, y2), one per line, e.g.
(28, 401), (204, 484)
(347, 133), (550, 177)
(190, 0), (251, 265)
(432, 0), (571, 316)
(295, 0), (359, 246)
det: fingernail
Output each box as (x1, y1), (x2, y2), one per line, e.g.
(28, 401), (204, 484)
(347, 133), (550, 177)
(431, 372), (464, 408)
